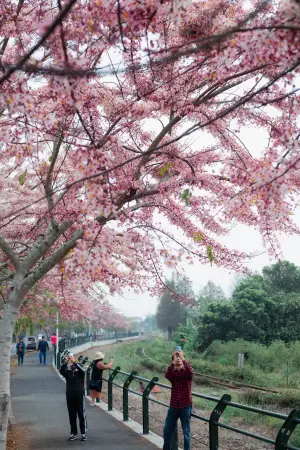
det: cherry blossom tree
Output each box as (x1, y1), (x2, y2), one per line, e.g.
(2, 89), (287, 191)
(0, 0), (300, 446)
(15, 283), (129, 331)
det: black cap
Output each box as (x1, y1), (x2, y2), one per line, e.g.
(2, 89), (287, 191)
(42, 335), (45, 338)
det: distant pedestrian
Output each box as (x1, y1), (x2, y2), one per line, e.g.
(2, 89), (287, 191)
(38, 336), (49, 365)
(89, 351), (113, 406)
(163, 351), (194, 450)
(16, 337), (25, 366)
(60, 353), (87, 441)
(50, 334), (57, 345)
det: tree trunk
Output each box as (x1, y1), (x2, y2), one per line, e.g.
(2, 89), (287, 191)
(168, 326), (173, 340)
(0, 295), (20, 450)
(0, 225), (83, 449)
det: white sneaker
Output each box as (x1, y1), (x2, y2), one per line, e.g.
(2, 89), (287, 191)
(68, 434), (78, 441)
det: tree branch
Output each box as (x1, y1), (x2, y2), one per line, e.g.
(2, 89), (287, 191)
(0, 0), (77, 85)
(0, 235), (20, 270)
(45, 134), (64, 228)
(22, 221), (73, 272)
(22, 229), (83, 292)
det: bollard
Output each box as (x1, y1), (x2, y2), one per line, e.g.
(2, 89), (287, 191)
(123, 371), (137, 421)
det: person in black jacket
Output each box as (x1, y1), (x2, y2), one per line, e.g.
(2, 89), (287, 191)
(16, 338), (25, 366)
(60, 354), (87, 441)
(37, 336), (49, 365)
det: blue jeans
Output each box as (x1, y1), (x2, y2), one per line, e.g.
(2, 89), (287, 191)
(17, 352), (24, 365)
(39, 351), (46, 365)
(163, 406), (192, 450)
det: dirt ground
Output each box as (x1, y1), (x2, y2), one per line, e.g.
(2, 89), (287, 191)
(7, 425), (18, 450)
(8, 356), (31, 450)
(7, 424), (30, 450)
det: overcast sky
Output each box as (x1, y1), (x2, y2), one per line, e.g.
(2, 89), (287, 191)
(110, 224), (300, 318)
(109, 121), (300, 318)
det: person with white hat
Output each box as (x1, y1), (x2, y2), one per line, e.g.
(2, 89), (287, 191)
(89, 351), (113, 406)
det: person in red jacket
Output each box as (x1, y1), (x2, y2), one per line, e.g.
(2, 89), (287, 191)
(163, 351), (194, 450)
(50, 334), (57, 345)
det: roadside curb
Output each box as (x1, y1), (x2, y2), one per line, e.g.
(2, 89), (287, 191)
(8, 405), (16, 425)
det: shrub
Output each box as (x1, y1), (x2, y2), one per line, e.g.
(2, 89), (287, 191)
(204, 339), (300, 373)
(239, 390), (300, 409)
(219, 357), (230, 366)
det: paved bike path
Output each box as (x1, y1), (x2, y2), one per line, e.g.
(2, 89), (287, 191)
(10, 350), (158, 449)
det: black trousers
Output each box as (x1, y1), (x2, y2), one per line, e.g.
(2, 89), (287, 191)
(66, 394), (87, 435)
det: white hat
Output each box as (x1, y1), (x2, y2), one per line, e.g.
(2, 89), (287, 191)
(94, 351), (104, 360)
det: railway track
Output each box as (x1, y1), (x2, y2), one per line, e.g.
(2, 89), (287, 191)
(193, 371), (280, 393)
(133, 346), (280, 394)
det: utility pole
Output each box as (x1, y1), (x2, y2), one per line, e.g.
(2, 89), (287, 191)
(56, 309), (59, 357)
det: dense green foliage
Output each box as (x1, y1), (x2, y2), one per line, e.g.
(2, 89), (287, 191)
(173, 261), (300, 349)
(113, 338), (300, 391)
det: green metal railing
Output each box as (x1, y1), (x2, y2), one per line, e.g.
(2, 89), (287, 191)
(60, 331), (140, 350)
(56, 352), (300, 450)
(103, 370), (300, 450)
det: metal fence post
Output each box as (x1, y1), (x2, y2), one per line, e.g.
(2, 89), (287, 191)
(58, 338), (65, 351)
(108, 367), (121, 411)
(209, 394), (231, 450)
(56, 350), (61, 369)
(86, 362), (93, 396)
(123, 371), (137, 421)
(275, 408), (300, 450)
(143, 377), (159, 434)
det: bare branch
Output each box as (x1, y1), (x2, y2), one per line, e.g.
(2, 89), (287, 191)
(0, 0), (77, 85)
(22, 228), (83, 292)
(45, 134), (63, 227)
(0, 235), (20, 270)
(22, 221), (73, 272)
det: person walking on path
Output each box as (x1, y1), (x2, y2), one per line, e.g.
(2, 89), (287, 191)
(163, 351), (194, 450)
(60, 353), (87, 441)
(50, 334), (57, 345)
(37, 336), (49, 365)
(16, 337), (25, 366)
(89, 351), (113, 406)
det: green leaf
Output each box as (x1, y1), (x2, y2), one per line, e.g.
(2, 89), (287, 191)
(180, 188), (192, 206)
(207, 245), (216, 266)
(18, 172), (27, 186)
(158, 161), (174, 176)
(193, 232), (204, 243)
